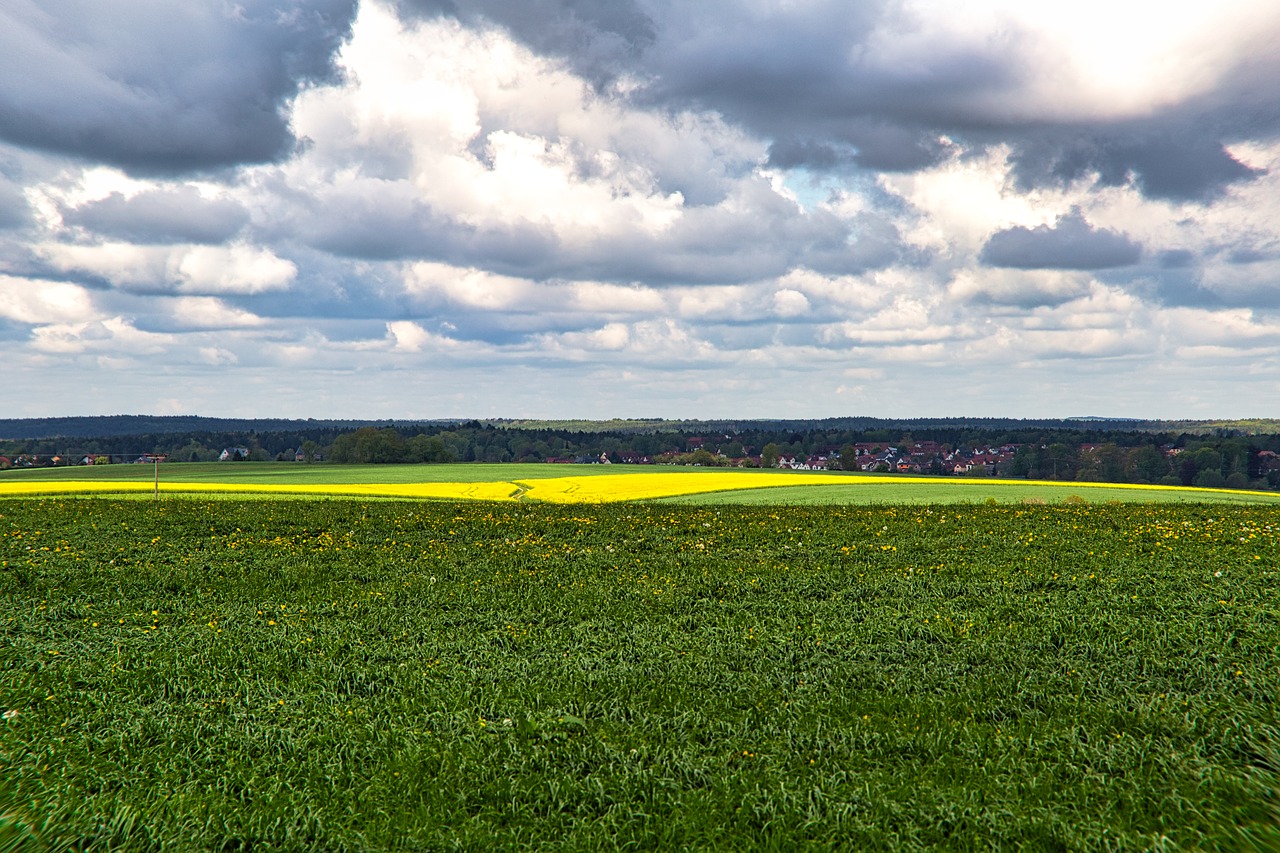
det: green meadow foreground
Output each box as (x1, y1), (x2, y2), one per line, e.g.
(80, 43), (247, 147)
(2, 498), (1278, 850)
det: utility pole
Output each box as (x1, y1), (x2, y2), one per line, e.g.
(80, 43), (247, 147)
(143, 454), (167, 499)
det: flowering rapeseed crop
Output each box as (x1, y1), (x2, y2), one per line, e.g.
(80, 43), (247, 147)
(0, 472), (855, 502)
(516, 472), (854, 502)
(2, 469), (1277, 504)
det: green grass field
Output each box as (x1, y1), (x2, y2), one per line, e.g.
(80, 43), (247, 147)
(664, 481), (1280, 506)
(0, 462), (593, 484)
(2, 498), (1277, 850)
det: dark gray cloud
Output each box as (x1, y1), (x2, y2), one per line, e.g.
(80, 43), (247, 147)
(407, 1), (1279, 201)
(1097, 245), (1280, 310)
(1133, 264), (1280, 311)
(1006, 125), (1267, 202)
(0, 0), (358, 174)
(767, 139), (852, 172)
(0, 177), (29, 229)
(980, 209), (1142, 270)
(220, 249), (404, 322)
(300, 182), (560, 271)
(768, 127), (951, 174)
(1147, 273), (1216, 308)
(393, 0), (656, 84)
(636, 3), (1003, 174)
(64, 188), (249, 244)
(1226, 247), (1273, 265)
(1157, 249), (1196, 269)
(0, 315), (30, 342)
(5, 0), (1271, 204)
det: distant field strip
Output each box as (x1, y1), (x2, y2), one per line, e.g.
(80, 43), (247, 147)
(0, 480), (519, 501)
(518, 472), (864, 502)
(3, 470), (1280, 503)
(509, 471), (901, 499)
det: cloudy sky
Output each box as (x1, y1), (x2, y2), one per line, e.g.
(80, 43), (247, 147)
(2, 0), (1279, 419)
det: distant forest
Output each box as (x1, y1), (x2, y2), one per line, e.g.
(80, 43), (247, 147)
(2, 415), (1280, 490)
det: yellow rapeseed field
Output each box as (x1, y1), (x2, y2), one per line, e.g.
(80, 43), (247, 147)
(0, 472), (856, 502)
(515, 472), (854, 502)
(0, 471), (1271, 503)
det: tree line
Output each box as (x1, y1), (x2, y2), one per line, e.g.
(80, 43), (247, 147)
(3, 422), (1280, 490)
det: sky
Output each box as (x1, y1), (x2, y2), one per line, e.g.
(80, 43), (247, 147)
(2, 0), (1279, 420)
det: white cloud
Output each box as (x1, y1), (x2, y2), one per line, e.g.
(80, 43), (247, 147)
(672, 285), (755, 321)
(404, 262), (676, 322)
(949, 268), (1093, 306)
(891, 1), (1280, 121)
(0, 275), (97, 324)
(170, 244), (296, 294)
(775, 268), (887, 311)
(566, 281), (665, 314)
(882, 146), (1065, 259)
(35, 242), (295, 294)
(31, 316), (173, 355)
(198, 346), (238, 366)
(288, 2), (688, 247)
(35, 242), (169, 290)
(404, 262), (538, 310)
(826, 297), (963, 347)
(555, 322), (631, 352)
(165, 297), (265, 329)
(1162, 307), (1280, 348)
(772, 288), (810, 317)
(386, 320), (433, 352)
(33, 166), (155, 211)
